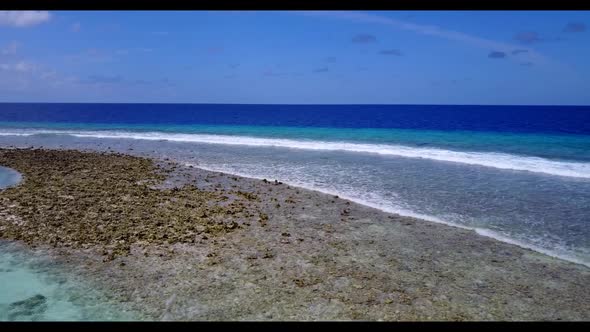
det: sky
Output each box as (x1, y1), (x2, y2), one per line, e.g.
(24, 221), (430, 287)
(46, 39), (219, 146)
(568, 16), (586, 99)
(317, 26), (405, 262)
(0, 10), (589, 105)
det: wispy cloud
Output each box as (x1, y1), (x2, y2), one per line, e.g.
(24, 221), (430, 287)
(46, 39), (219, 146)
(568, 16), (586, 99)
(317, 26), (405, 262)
(39, 69), (58, 80)
(115, 48), (153, 56)
(160, 78), (177, 87)
(0, 60), (37, 73)
(563, 22), (586, 33)
(136, 48), (153, 53)
(206, 47), (224, 55)
(65, 48), (114, 63)
(512, 49), (529, 55)
(1, 41), (19, 55)
(262, 67), (302, 77)
(0, 59), (128, 95)
(351, 33), (377, 43)
(514, 31), (564, 44)
(488, 51), (506, 59)
(0, 59), (67, 86)
(82, 75), (123, 84)
(294, 11), (550, 65)
(80, 75), (174, 87)
(99, 23), (120, 33)
(431, 79), (456, 86)
(313, 67), (329, 73)
(0, 61), (54, 93)
(262, 69), (288, 77)
(132, 79), (153, 85)
(85, 49), (111, 60)
(379, 49), (403, 56)
(0, 11), (51, 28)
(514, 31), (542, 44)
(430, 77), (471, 86)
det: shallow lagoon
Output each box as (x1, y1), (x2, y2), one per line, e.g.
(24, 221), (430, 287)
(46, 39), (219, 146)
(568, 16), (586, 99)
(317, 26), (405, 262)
(0, 166), (20, 189)
(0, 167), (138, 321)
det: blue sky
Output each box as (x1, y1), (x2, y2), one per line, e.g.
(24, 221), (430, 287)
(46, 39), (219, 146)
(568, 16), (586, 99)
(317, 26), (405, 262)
(0, 10), (589, 105)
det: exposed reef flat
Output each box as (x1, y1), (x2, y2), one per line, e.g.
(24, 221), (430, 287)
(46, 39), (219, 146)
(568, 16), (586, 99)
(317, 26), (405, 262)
(0, 148), (588, 321)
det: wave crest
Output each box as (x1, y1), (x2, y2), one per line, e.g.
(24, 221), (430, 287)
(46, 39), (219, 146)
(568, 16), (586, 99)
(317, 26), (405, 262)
(1, 129), (589, 179)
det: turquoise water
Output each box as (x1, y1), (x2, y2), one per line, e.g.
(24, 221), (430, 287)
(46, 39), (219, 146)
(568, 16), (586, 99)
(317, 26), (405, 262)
(0, 166), (21, 189)
(0, 243), (138, 321)
(0, 242), (138, 321)
(0, 168), (137, 321)
(2, 121), (590, 162)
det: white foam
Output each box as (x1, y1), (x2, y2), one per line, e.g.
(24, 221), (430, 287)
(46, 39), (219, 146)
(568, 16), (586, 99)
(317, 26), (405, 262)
(1, 129), (590, 179)
(190, 162), (590, 268)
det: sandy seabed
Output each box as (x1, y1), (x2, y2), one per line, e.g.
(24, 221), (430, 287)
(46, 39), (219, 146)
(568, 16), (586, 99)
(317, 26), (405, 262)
(0, 147), (589, 321)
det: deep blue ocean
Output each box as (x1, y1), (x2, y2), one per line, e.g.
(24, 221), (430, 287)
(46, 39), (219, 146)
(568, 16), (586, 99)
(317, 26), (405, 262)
(1, 103), (589, 270)
(1, 103), (589, 135)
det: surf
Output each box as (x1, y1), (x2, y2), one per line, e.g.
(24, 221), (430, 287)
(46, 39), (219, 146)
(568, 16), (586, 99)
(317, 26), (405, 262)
(1, 128), (589, 179)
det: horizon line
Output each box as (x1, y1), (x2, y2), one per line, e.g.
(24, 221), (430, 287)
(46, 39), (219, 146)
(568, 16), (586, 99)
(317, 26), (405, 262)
(0, 102), (589, 107)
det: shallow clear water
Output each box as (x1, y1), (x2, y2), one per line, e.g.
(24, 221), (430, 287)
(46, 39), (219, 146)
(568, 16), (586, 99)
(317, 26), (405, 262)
(0, 168), (138, 321)
(0, 242), (139, 321)
(0, 166), (21, 189)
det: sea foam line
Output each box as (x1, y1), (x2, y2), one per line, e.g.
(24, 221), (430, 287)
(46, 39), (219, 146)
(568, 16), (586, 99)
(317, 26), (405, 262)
(190, 162), (590, 268)
(1, 129), (590, 179)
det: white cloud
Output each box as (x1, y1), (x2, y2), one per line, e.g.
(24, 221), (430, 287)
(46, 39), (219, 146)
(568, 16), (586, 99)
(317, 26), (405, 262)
(0, 60), (36, 73)
(15, 61), (35, 72)
(1, 41), (19, 55)
(0, 11), (51, 28)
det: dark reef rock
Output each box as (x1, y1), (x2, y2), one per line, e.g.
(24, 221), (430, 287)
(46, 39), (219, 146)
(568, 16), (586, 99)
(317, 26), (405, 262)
(7, 294), (48, 320)
(0, 148), (262, 260)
